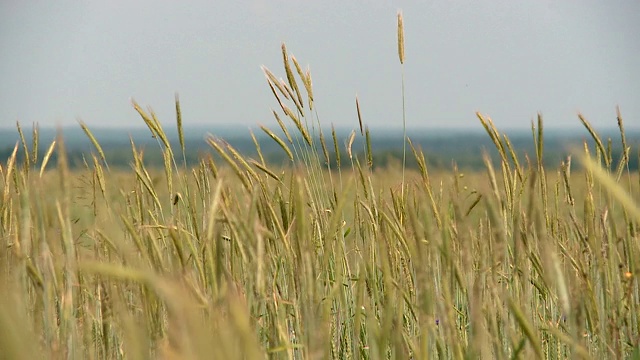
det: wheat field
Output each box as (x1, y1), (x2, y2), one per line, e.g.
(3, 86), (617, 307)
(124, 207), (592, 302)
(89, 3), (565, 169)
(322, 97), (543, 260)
(1, 13), (639, 360)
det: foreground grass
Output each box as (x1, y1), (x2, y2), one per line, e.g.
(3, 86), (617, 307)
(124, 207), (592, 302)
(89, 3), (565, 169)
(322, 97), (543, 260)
(2, 108), (640, 360)
(2, 18), (640, 359)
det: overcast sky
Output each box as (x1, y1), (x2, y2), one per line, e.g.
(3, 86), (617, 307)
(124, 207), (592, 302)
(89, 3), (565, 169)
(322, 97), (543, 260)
(1, 1), (638, 132)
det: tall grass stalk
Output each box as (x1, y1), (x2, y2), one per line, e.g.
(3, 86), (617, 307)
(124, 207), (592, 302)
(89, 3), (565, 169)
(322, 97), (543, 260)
(397, 11), (407, 205)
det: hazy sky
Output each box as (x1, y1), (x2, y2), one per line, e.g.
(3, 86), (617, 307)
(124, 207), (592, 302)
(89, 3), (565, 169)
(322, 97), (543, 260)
(1, 1), (638, 131)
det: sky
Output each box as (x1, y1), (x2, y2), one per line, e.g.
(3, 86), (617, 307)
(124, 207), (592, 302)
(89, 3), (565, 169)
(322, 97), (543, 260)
(1, 0), (639, 132)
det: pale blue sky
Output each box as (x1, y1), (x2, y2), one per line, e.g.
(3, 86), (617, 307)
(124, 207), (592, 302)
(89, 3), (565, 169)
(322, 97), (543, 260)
(1, 1), (638, 131)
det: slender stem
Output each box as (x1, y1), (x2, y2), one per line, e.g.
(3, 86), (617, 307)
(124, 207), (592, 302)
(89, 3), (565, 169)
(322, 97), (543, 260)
(401, 65), (407, 203)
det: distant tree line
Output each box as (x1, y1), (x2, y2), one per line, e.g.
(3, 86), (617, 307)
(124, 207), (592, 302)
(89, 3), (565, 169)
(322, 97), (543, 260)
(1, 141), (637, 172)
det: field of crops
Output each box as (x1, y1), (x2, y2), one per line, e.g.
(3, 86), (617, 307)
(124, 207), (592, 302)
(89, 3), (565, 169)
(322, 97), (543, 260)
(1, 14), (639, 360)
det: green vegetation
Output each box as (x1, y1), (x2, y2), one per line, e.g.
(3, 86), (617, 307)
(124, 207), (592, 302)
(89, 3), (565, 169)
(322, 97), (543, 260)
(1, 13), (639, 359)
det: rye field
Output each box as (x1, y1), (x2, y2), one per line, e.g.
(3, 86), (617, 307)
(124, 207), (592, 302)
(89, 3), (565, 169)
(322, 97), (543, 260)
(1, 14), (639, 360)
